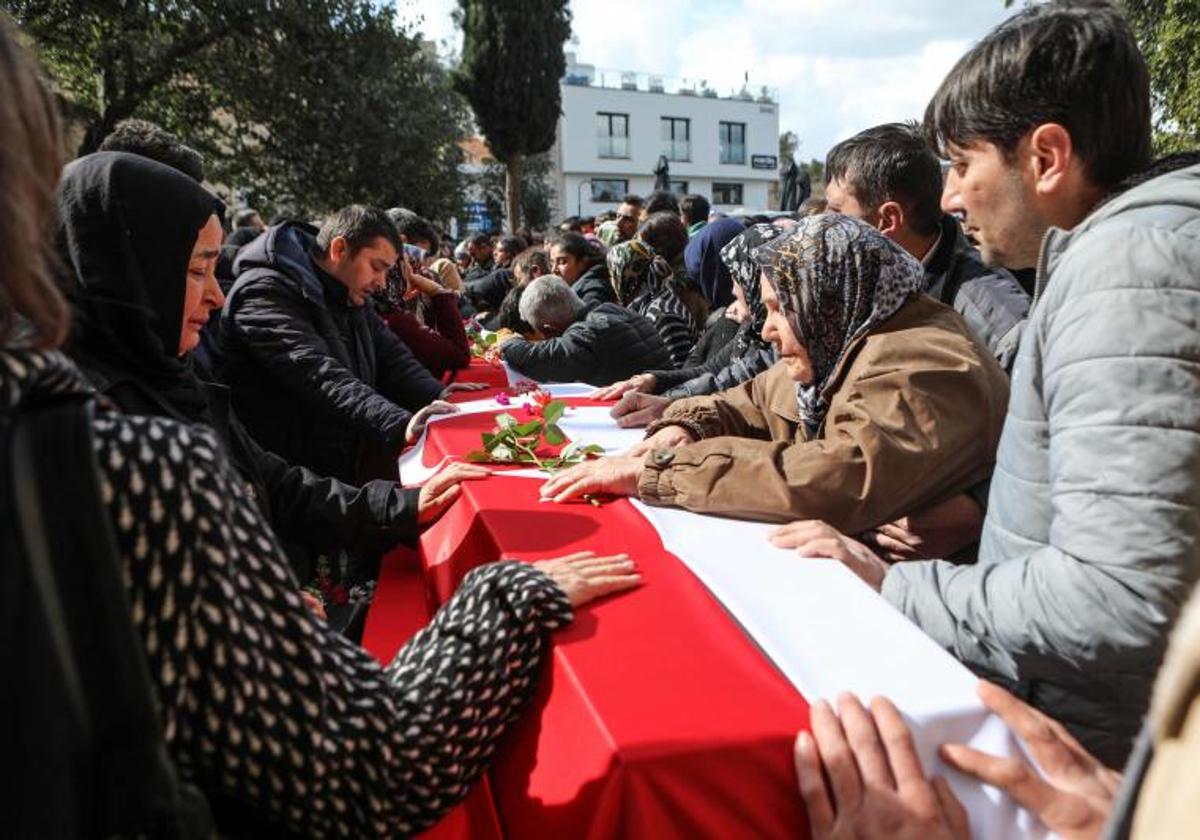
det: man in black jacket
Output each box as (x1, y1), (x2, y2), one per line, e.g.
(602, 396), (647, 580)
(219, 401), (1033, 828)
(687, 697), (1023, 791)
(222, 205), (453, 486)
(825, 122), (1030, 373)
(500, 275), (673, 387)
(461, 233), (495, 283)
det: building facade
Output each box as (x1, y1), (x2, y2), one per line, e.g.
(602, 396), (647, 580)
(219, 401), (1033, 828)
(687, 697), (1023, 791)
(554, 57), (782, 219)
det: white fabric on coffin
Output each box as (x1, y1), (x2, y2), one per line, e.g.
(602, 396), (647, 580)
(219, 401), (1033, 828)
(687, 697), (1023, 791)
(631, 500), (1045, 840)
(397, 385), (635, 484)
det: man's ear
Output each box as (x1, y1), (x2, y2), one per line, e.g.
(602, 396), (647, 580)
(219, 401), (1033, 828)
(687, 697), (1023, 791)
(328, 235), (349, 264)
(1027, 123), (1074, 198)
(876, 201), (905, 237)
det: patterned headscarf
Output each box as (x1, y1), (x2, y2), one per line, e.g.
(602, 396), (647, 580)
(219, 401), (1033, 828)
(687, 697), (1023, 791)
(596, 220), (621, 246)
(752, 213), (924, 434)
(606, 238), (674, 307)
(720, 222), (784, 357)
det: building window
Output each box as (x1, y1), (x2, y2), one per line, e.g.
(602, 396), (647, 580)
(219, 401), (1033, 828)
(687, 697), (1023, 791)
(591, 178), (629, 203)
(597, 112), (629, 158)
(719, 121), (746, 165)
(669, 180), (688, 195)
(661, 117), (691, 161)
(712, 182), (743, 205)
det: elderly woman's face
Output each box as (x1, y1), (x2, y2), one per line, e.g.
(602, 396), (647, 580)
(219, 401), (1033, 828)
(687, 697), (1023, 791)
(760, 273), (813, 385)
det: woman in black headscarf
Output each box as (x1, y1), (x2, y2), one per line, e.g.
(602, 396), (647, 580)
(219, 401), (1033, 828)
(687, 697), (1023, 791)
(595, 223), (784, 424)
(62, 151), (223, 422)
(60, 151), (481, 596)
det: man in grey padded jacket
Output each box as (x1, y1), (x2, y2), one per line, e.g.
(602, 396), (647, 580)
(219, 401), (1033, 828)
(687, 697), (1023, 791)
(770, 0), (1200, 769)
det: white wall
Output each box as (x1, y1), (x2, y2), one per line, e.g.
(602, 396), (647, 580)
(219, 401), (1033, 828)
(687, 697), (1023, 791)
(556, 83), (780, 217)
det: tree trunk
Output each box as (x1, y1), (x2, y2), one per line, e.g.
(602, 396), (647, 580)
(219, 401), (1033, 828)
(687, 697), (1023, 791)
(505, 152), (523, 233)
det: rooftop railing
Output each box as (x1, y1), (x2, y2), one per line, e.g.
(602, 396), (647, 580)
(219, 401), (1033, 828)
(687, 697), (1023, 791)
(562, 67), (778, 104)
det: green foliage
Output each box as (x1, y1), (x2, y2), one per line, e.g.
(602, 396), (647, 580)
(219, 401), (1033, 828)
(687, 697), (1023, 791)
(475, 150), (557, 230)
(8, 0), (470, 219)
(465, 399), (603, 471)
(1122, 0), (1200, 154)
(453, 0), (571, 229)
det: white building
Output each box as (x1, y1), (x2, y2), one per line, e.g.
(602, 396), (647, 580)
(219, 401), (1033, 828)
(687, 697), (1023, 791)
(553, 56), (781, 219)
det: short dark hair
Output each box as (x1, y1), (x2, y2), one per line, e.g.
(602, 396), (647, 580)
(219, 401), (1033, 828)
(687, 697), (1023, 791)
(99, 118), (206, 183)
(680, 194), (710, 226)
(315, 205), (400, 255)
(644, 190), (680, 216)
(826, 121), (943, 237)
(620, 193), (644, 209)
(469, 233), (493, 249)
(388, 209), (441, 253)
(637, 212), (689, 262)
(924, 0), (1151, 189)
(498, 235), (527, 256)
(551, 231), (604, 265)
(233, 208), (260, 228)
(512, 246), (551, 281)
(497, 285), (534, 334)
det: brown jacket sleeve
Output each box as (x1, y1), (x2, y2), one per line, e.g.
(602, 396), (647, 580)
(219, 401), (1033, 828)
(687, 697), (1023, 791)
(638, 299), (1008, 530)
(650, 373), (774, 441)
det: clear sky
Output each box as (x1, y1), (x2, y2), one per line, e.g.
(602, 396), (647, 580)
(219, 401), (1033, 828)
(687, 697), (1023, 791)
(398, 0), (1020, 163)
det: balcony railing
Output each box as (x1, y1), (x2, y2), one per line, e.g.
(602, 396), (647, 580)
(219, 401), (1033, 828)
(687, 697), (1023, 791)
(564, 67), (778, 104)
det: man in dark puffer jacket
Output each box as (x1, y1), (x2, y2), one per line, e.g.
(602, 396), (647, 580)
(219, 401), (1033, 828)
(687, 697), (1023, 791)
(221, 206), (447, 485)
(500, 276), (673, 387)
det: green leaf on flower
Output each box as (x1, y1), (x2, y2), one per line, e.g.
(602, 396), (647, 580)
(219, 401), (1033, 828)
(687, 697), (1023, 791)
(464, 450), (490, 462)
(544, 423), (565, 446)
(514, 420), (542, 437)
(543, 400), (565, 425)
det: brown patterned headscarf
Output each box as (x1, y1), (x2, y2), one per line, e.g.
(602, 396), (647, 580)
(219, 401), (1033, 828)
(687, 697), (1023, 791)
(752, 213), (924, 434)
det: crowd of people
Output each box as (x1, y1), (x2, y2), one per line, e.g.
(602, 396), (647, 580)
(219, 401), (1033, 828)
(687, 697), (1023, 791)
(4, 1), (1200, 837)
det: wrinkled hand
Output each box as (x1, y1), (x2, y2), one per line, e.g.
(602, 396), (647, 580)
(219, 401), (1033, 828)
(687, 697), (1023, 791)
(610, 391), (671, 428)
(591, 373), (657, 401)
(796, 695), (970, 840)
(301, 590), (327, 621)
(539, 455), (643, 503)
(440, 381), (489, 396)
(530, 551), (642, 607)
(939, 682), (1121, 839)
(417, 461), (491, 525)
(406, 399), (460, 444)
(623, 424), (695, 458)
(862, 494), (984, 562)
(769, 520), (890, 591)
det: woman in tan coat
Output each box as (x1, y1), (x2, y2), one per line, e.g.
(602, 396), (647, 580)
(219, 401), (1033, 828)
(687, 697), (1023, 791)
(542, 214), (1009, 533)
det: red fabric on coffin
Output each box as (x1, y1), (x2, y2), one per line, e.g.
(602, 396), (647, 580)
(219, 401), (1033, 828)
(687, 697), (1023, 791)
(451, 357), (510, 387)
(417, 474), (812, 838)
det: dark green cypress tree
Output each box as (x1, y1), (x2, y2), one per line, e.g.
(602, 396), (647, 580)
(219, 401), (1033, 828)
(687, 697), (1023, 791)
(454, 0), (571, 231)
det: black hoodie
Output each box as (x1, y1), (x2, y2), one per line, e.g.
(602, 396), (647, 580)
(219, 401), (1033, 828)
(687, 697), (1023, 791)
(221, 221), (443, 485)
